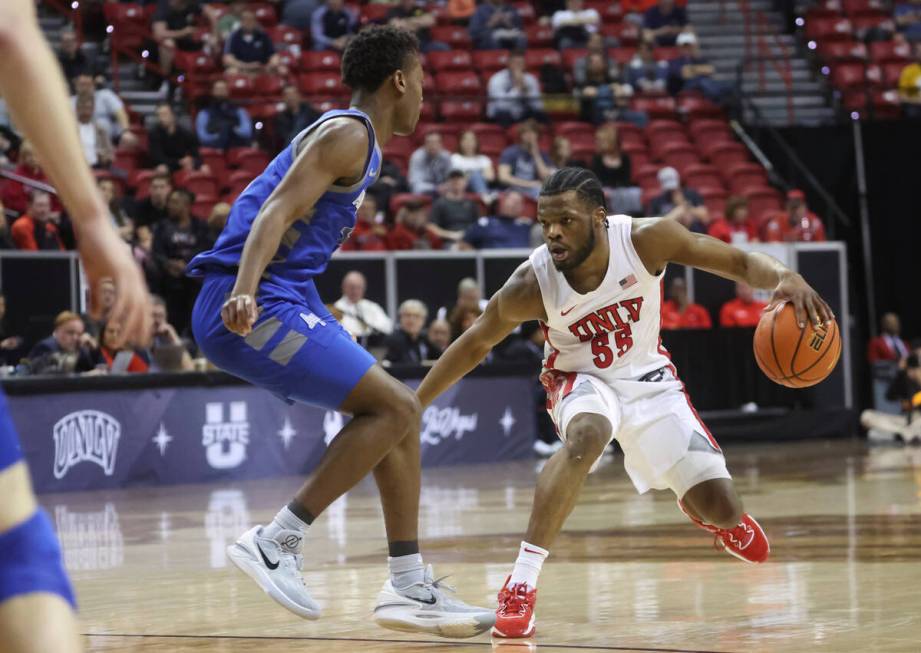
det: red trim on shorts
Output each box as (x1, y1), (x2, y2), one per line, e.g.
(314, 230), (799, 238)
(657, 338), (721, 452)
(540, 321), (559, 370)
(562, 371), (577, 398)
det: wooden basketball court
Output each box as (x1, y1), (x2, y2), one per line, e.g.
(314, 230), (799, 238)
(45, 439), (921, 652)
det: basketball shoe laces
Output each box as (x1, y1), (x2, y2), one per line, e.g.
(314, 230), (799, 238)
(715, 521), (754, 552)
(499, 583), (532, 616)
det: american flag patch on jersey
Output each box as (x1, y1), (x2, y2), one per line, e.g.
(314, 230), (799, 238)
(619, 273), (637, 289)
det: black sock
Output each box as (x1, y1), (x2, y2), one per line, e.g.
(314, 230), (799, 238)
(287, 500), (316, 525)
(388, 540), (420, 557)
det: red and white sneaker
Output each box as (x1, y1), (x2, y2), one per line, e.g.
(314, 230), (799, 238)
(678, 501), (770, 564)
(491, 576), (537, 639)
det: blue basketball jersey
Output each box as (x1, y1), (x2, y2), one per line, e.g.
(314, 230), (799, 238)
(187, 108), (382, 304)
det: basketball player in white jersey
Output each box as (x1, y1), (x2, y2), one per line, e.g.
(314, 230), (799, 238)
(416, 168), (833, 638)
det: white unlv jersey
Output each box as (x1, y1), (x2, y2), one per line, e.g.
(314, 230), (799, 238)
(529, 215), (671, 381)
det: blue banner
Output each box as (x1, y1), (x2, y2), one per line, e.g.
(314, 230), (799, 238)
(8, 376), (534, 493)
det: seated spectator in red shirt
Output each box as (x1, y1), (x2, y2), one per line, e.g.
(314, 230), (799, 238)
(762, 189), (827, 242)
(661, 277), (712, 330)
(868, 312), (911, 364)
(386, 200), (443, 250)
(707, 195), (758, 244)
(91, 321), (150, 373)
(341, 195), (388, 251)
(1, 140), (61, 214)
(11, 191), (64, 251)
(719, 282), (766, 327)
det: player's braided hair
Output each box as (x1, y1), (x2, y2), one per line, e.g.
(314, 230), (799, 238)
(341, 25), (420, 93)
(540, 167), (608, 213)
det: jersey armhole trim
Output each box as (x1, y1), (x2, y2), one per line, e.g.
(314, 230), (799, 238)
(291, 111), (380, 195)
(620, 215), (666, 283)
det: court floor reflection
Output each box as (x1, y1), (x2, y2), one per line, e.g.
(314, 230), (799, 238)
(39, 439), (921, 652)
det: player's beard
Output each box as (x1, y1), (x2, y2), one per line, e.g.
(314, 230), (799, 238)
(552, 227), (596, 272)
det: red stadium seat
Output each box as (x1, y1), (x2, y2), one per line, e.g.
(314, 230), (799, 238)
(301, 51), (341, 72)
(881, 62), (906, 87)
(608, 47), (637, 65)
(360, 3), (390, 23)
(525, 24), (555, 48)
(699, 186), (728, 216)
(817, 40), (868, 62)
(274, 50), (299, 72)
(472, 50), (510, 73)
(805, 17), (854, 42)
(435, 71), (482, 96)
(631, 95), (677, 119)
(633, 163), (661, 188)
(525, 49), (563, 69)
(227, 170), (255, 197)
(830, 62), (867, 91)
(689, 119), (732, 144)
(415, 123), (462, 140)
(683, 165), (725, 192)
(744, 188), (784, 223)
(251, 2), (278, 28)
(175, 170), (219, 198)
(864, 63), (885, 89)
(725, 162), (769, 193)
(842, 0), (888, 15)
(653, 46), (681, 62)
(868, 40), (911, 63)
(269, 25), (303, 48)
(389, 193), (433, 214)
(601, 23), (640, 46)
(512, 2), (537, 25)
(431, 26), (473, 49)
(224, 73), (256, 99)
(678, 93), (724, 120)
(439, 99), (483, 122)
(586, 0), (623, 24)
(227, 147), (270, 172)
(383, 136), (414, 158)
(176, 50), (218, 75)
(852, 15), (894, 34)
(562, 49), (589, 69)
(868, 89), (903, 119)
(427, 50), (473, 72)
(191, 195), (219, 220)
(704, 142), (748, 169)
(253, 74), (284, 97)
(298, 71), (347, 96)
(103, 3), (148, 49)
(646, 119), (686, 138)
(660, 143), (701, 170)
(614, 122), (645, 147)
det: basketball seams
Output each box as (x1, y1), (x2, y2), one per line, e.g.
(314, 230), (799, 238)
(795, 320), (841, 381)
(768, 306), (787, 382)
(788, 315), (808, 380)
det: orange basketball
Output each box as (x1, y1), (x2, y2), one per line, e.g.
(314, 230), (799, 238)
(753, 302), (841, 388)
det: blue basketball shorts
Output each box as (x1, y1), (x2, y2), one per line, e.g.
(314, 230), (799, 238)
(0, 392), (76, 608)
(191, 273), (376, 410)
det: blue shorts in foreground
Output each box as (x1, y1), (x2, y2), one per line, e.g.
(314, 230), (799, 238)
(0, 391), (24, 473)
(0, 510), (76, 608)
(191, 273), (376, 411)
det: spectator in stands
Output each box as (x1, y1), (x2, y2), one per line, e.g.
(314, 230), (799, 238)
(574, 39), (645, 126)
(205, 202), (231, 247)
(669, 32), (729, 102)
(861, 353), (921, 444)
(549, 136), (584, 169)
(386, 200), (443, 250)
(134, 224), (162, 293)
(81, 277), (116, 339)
(149, 295), (195, 371)
(153, 188), (209, 331)
(367, 157), (409, 217)
(98, 177), (134, 243)
(0, 128), (16, 170)
(551, 0), (601, 49)
(643, 0), (689, 46)
(898, 41), (921, 119)
(334, 270), (394, 341)
(195, 79), (253, 150)
(282, 0), (320, 30)
(647, 166), (709, 232)
(437, 276), (488, 321)
(0, 200), (14, 249)
(627, 39), (669, 94)
(0, 140), (60, 215)
(71, 74), (137, 149)
(56, 28), (92, 85)
(311, 0), (358, 52)
(762, 189), (826, 242)
(153, 0), (205, 79)
(385, 299), (436, 364)
(498, 122), (552, 198)
(149, 103), (201, 174)
(387, 0), (448, 52)
(0, 293), (24, 366)
(91, 321), (150, 373)
(449, 305), (484, 341)
(429, 170), (481, 242)
(470, 0), (527, 50)
(341, 195), (387, 251)
(707, 195), (757, 244)
(661, 277), (712, 330)
(223, 8), (285, 75)
(211, 0), (244, 41)
(27, 311), (96, 375)
(590, 126), (643, 216)
(274, 85), (321, 151)
(408, 132), (452, 195)
(460, 190), (532, 249)
(426, 318), (451, 354)
(447, 0), (477, 23)
(719, 282), (766, 328)
(895, 0), (921, 42)
(11, 191), (64, 251)
(451, 131), (496, 197)
(134, 171), (173, 228)
(75, 94), (113, 169)
(868, 312), (911, 363)
(487, 51), (547, 127)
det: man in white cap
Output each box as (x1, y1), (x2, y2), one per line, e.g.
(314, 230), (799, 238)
(647, 166), (709, 232)
(669, 32), (730, 101)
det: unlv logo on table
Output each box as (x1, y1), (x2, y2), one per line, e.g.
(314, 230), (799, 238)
(202, 402), (250, 469)
(420, 406), (478, 446)
(566, 297), (644, 369)
(52, 410), (120, 479)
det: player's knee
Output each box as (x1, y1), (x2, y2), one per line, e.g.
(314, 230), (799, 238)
(564, 416), (609, 466)
(385, 385), (422, 434)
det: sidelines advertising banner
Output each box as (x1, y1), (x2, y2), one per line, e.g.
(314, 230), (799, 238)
(8, 376), (534, 494)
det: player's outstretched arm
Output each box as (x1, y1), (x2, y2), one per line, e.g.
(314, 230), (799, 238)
(0, 0), (152, 347)
(634, 217), (834, 329)
(416, 263), (545, 408)
(222, 119), (369, 335)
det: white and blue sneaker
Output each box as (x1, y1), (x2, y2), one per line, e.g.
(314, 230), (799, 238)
(227, 525), (321, 619)
(373, 565), (495, 638)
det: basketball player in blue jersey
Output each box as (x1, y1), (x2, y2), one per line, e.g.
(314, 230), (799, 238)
(187, 26), (494, 637)
(0, 1), (153, 650)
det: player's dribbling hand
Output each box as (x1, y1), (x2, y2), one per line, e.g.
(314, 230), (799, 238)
(222, 294), (260, 336)
(767, 273), (834, 329)
(78, 224), (153, 349)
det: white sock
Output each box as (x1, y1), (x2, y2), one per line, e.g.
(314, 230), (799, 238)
(262, 506), (310, 548)
(389, 553), (425, 589)
(509, 541), (549, 588)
